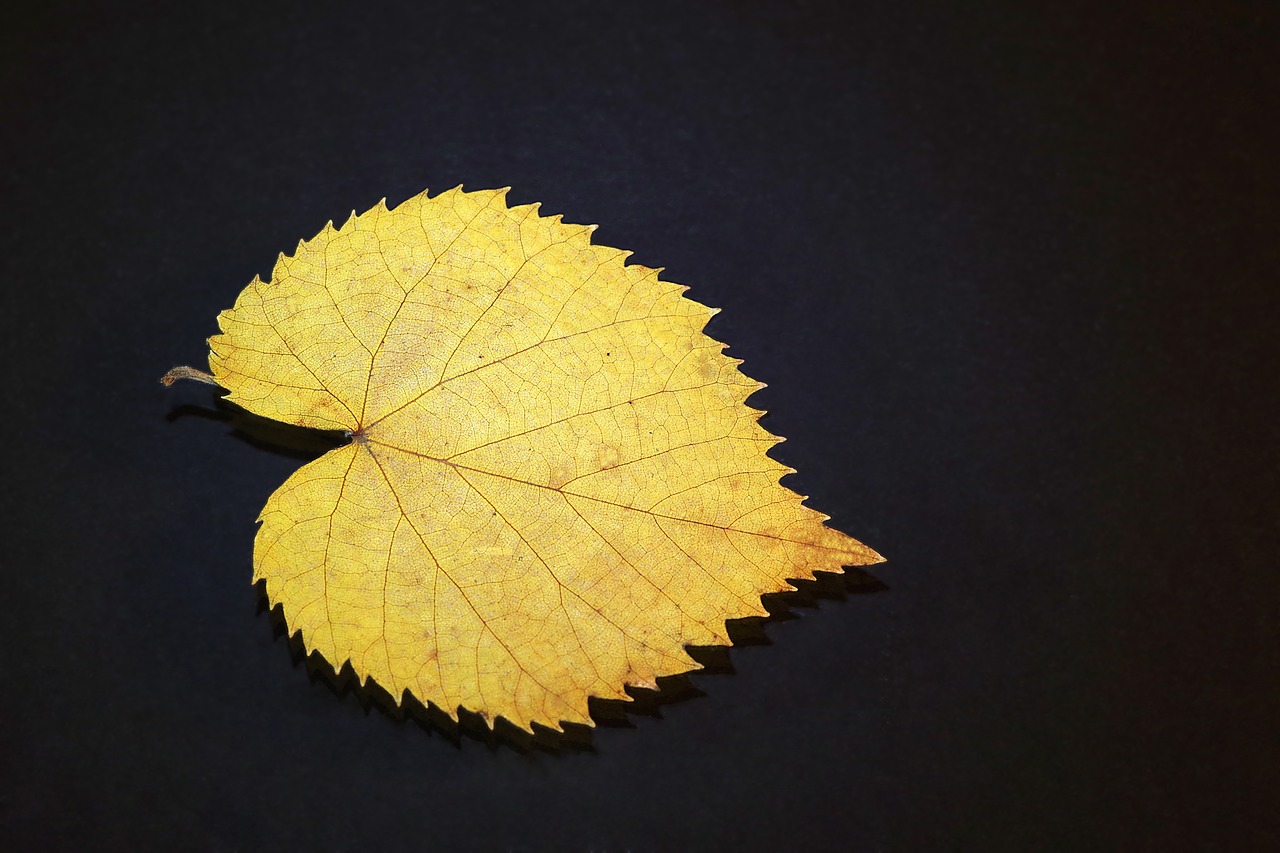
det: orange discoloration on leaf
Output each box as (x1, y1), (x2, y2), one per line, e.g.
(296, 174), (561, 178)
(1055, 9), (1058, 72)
(201, 186), (883, 731)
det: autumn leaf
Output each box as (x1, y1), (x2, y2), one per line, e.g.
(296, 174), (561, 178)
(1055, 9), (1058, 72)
(165, 186), (883, 731)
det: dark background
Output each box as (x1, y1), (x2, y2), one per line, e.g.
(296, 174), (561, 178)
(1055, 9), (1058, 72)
(2, 0), (1276, 849)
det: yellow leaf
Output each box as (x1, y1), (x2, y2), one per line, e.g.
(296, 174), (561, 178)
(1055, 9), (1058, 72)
(180, 186), (883, 731)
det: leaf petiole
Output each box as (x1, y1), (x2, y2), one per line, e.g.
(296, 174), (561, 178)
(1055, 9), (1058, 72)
(160, 366), (221, 387)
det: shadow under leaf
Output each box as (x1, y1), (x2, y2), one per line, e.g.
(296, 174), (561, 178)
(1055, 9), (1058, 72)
(255, 564), (888, 754)
(175, 397), (890, 752)
(167, 397), (349, 462)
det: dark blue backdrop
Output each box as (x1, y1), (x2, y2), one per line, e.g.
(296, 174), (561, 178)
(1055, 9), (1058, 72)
(2, 1), (1276, 848)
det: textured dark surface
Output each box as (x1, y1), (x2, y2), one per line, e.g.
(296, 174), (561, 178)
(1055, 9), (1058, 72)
(2, 1), (1276, 849)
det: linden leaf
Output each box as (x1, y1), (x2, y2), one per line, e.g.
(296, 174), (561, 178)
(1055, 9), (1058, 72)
(168, 186), (883, 731)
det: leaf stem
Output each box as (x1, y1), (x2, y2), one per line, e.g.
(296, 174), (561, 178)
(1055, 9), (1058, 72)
(160, 366), (222, 388)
